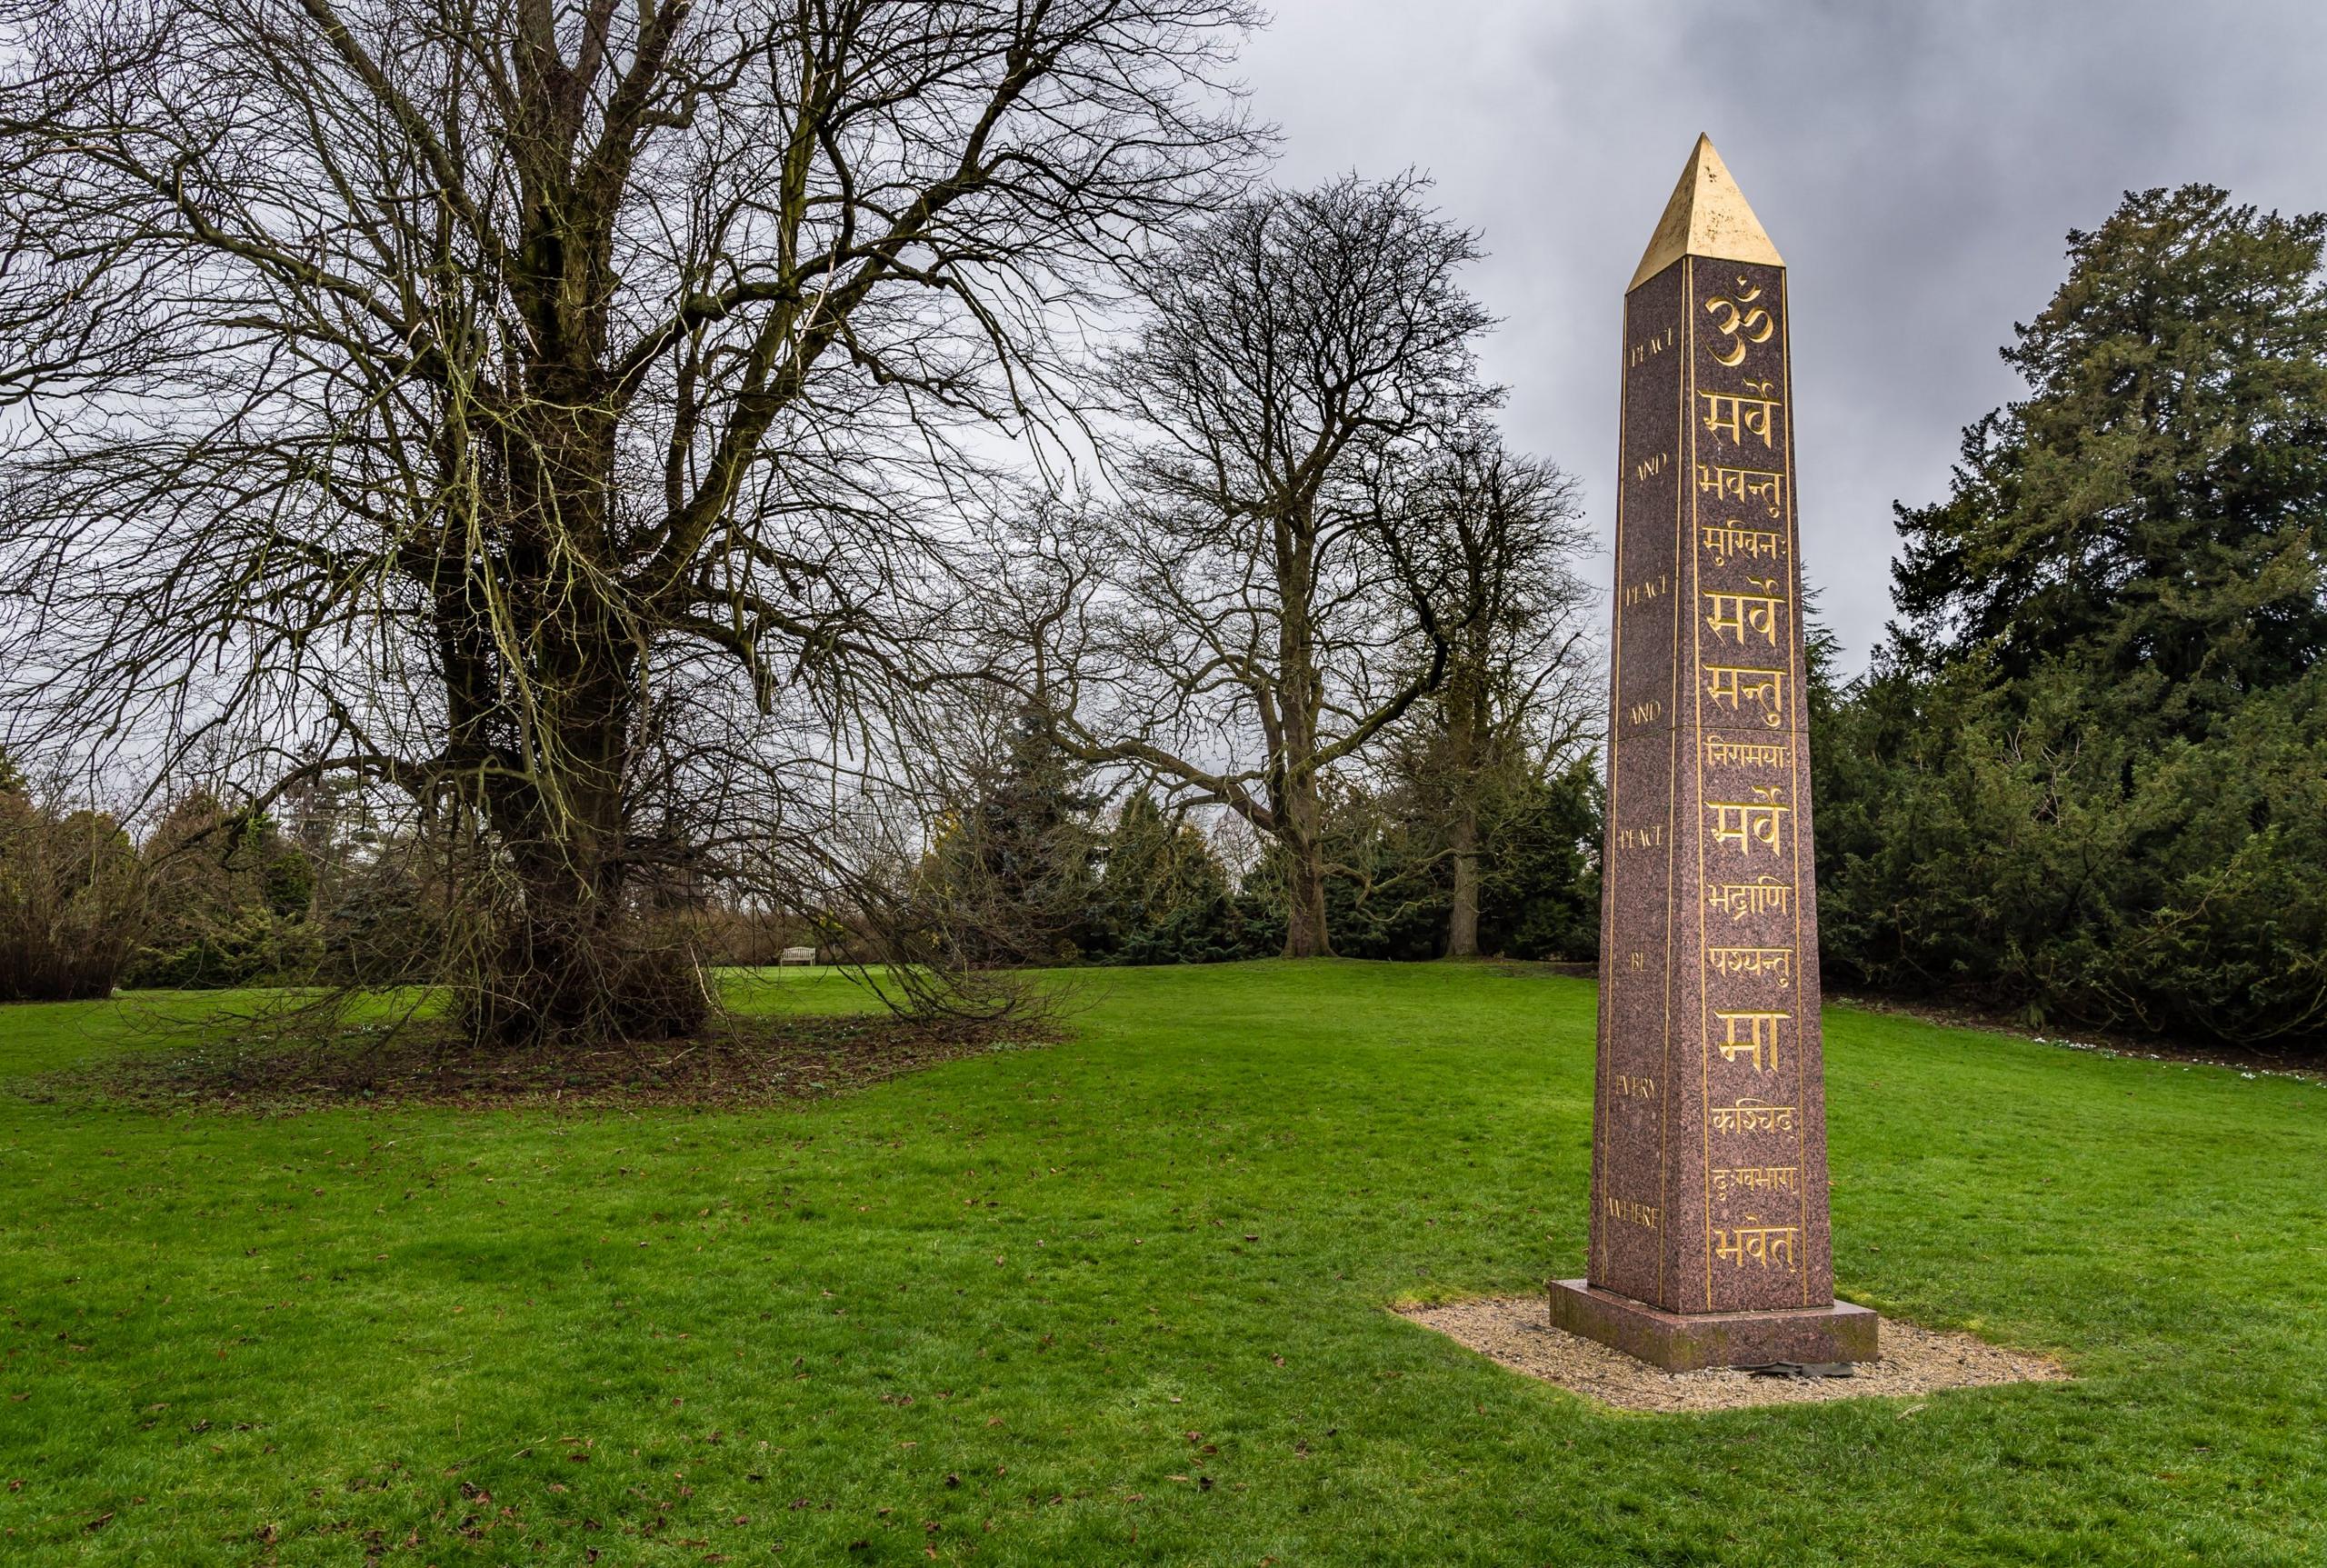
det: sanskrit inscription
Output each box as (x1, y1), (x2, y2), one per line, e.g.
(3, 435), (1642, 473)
(1578, 138), (1849, 1343)
(1703, 280), (1775, 366)
(1713, 1009), (1788, 1071)
(1703, 663), (1786, 725)
(1694, 463), (1784, 517)
(1713, 1224), (1801, 1271)
(1700, 378), (1781, 446)
(1708, 1098), (1797, 1134)
(1706, 946), (1793, 986)
(1710, 1164), (1802, 1201)
(1703, 735), (1789, 769)
(1703, 578), (1786, 647)
(1706, 788), (1790, 856)
(1700, 520), (1785, 567)
(1706, 875), (1791, 920)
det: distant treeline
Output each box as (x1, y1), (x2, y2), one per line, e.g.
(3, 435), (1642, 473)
(902, 700), (1603, 969)
(5, 182), (2320, 1057)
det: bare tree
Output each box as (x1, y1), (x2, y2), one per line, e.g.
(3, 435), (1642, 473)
(0, 0), (1263, 1044)
(1071, 174), (1496, 957)
(1392, 433), (1594, 957)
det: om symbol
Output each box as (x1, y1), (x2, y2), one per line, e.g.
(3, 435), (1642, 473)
(1704, 279), (1774, 367)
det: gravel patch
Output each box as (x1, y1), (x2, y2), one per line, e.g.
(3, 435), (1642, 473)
(1397, 1294), (2070, 1413)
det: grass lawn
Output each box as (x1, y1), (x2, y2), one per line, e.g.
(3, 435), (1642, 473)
(3, 961), (2323, 1565)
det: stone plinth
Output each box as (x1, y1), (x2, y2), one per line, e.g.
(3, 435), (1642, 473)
(1548, 1280), (1877, 1372)
(1573, 135), (1873, 1370)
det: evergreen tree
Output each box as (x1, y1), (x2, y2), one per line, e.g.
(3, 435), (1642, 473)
(1094, 793), (1244, 964)
(920, 700), (1103, 966)
(127, 792), (318, 989)
(1891, 185), (2327, 734)
(1473, 754), (1602, 962)
(1818, 185), (2327, 1049)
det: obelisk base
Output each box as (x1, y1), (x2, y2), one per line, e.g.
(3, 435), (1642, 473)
(1548, 1280), (1877, 1372)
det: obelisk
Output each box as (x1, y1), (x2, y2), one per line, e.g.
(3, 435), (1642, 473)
(1549, 136), (1875, 1370)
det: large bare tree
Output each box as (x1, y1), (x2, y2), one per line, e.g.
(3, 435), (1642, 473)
(0, 0), (1262, 1042)
(1073, 175), (1496, 957)
(1391, 433), (1594, 956)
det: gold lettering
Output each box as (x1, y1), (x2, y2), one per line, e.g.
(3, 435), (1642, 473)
(1603, 1195), (1662, 1231)
(1694, 464), (1785, 518)
(1713, 1009), (1789, 1071)
(1616, 823), (1665, 852)
(1706, 787), (1791, 857)
(1628, 697), (1663, 727)
(1622, 573), (1668, 609)
(1705, 875), (1792, 922)
(1628, 326), (1676, 366)
(1700, 379), (1781, 448)
(1708, 1097), (1798, 1134)
(1705, 947), (1794, 988)
(1703, 579), (1785, 648)
(1710, 1165), (1803, 1201)
(1702, 736), (1792, 770)
(1713, 1223), (1802, 1272)
(1632, 451), (1669, 482)
(1703, 281), (1776, 368)
(1611, 1072), (1656, 1102)
(1703, 664), (1787, 727)
(1698, 521), (1786, 568)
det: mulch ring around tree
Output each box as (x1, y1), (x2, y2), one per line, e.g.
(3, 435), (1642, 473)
(1398, 1295), (2070, 1413)
(17, 1013), (1061, 1115)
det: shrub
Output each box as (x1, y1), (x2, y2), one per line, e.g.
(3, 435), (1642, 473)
(0, 784), (142, 1001)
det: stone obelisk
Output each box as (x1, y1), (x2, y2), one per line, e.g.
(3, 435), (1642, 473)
(1549, 136), (1875, 1370)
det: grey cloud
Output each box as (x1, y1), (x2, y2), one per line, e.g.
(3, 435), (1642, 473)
(1238, 0), (2327, 667)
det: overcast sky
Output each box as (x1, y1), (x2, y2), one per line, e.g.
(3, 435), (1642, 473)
(1235, 0), (2327, 669)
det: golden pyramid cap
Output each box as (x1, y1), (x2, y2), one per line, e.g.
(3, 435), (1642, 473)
(1629, 135), (1783, 291)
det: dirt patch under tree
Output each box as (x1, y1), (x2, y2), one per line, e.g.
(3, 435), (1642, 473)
(16, 1012), (1060, 1114)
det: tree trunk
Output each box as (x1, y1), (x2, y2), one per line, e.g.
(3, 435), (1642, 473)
(467, 818), (709, 1048)
(454, 578), (707, 1048)
(1273, 512), (1336, 960)
(1441, 659), (1486, 959)
(1446, 805), (1481, 958)
(1278, 759), (1334, 959)
(1282, 837), (1333, 959)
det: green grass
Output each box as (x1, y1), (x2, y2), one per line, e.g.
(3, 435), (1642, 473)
(3, 961), (2322, 1565)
